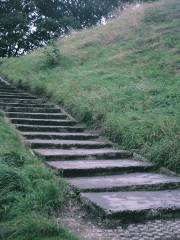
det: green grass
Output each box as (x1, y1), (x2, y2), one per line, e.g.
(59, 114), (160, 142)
(0, 0), (180, 172)
(0, 114), (78, 240)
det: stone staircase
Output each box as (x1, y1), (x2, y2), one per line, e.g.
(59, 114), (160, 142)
(1, 83), (180, 222)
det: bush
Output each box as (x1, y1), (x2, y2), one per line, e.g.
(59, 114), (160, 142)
(41, 42), (61, 68)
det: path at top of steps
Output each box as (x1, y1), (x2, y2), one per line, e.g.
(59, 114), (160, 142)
(0, 82), (180, 224)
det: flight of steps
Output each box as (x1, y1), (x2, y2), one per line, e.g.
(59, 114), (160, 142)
(1, 83), (180, 222)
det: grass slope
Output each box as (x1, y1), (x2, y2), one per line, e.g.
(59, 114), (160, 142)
(0, 113), (78, 240)
(0, 0), (180, 172)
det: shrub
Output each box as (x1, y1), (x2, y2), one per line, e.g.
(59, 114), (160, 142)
(41, 42), (61, 68)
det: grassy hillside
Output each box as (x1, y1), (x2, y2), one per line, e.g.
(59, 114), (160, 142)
(0, 0), (180, 172)
(0, 113), (78, 240)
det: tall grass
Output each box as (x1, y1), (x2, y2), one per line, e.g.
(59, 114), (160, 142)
(0, 0), (180, 172)
(0, 116), (78, 240)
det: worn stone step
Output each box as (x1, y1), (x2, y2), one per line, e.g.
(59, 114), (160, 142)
(46, 159), (154, 177)
(5, 112), (67, 120)
(0, 87), (16, 91)
(22, 132), (99, 140)
(0, 87), (19, 90)
(0, 95), (36, 99)
(5, 107), (61, 113)
(10, 118), (77, 126)
(28, 139), (112, 149)
(34, 148), (132, 161)
(68, 173), (180, 192)
(0, 98), (44, 104)
(0, 92), (31, 97)
(81, 190), (180, 221)
(15, 124), (85, 132)
(0, 90), (25, 94)
(0, 102), (55, 108)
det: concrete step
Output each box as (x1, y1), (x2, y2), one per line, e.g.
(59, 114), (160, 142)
(0, 102), (55, 108)
(4, 107), (61, 113)
(22, 132), (99, 140)
(0, 92), (31, 97)
(0, 95), (36, 99)
(0, 98), (44, 104)
(28, 139), (112, 149)
(0, 87), (17, 91)
(81, 190), (180, 221)
(10, 118), (77, 126)
(34, 148), (132, 161)
(68, 173), (180, 192)
(6, 112), (67, 120)
(15, 124), (85, 132)
(46, 159), (154, 177)
(0, 90), (26, 94)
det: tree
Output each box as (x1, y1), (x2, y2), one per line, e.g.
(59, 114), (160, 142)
(0, 0), (35, 57)
(0, 0), (121, 57)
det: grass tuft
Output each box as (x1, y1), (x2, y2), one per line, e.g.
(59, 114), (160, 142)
(1, 213), (60, 240)
(0, 163), (28, 193)
(0, 151), (26, 167)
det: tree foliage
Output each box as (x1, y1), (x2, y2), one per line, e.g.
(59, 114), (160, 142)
(0, 0), (122, 57)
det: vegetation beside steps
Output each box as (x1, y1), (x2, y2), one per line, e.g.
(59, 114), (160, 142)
(0, 0), (180, 173)
(0, 114), (78, 240)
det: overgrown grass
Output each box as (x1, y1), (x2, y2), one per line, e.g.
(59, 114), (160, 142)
(0, 115), (78, 240)
(0, 0), (180, 172)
